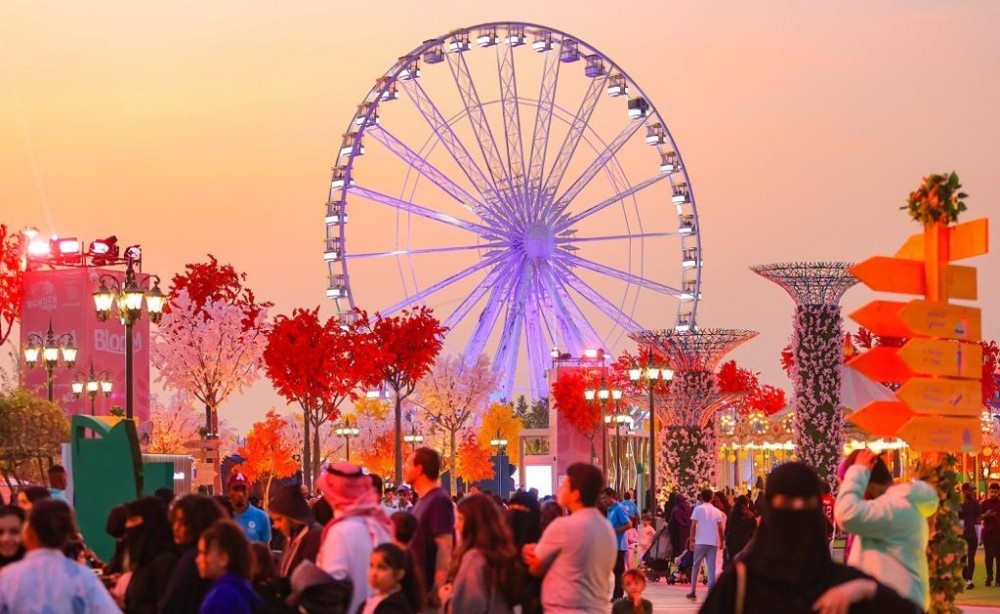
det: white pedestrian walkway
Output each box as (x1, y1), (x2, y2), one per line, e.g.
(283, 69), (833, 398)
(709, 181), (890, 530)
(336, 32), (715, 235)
(638, 579), (1000, 613)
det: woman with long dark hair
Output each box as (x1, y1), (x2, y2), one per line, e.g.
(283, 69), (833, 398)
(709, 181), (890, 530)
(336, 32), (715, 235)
(123, 496), (180, 613)
(0, 499), (119, 612)
(441, 494), (522, 614)
(159, 494), (227, 614)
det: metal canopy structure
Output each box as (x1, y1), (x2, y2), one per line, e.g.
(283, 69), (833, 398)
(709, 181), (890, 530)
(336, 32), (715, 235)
(324, 22), (702, 398)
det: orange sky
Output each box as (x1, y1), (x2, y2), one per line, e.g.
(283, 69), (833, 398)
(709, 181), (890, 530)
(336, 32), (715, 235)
(2, 1), (998, 434)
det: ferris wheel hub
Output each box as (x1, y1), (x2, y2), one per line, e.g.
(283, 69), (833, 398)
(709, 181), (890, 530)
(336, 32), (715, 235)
(523, 222), (555, 260)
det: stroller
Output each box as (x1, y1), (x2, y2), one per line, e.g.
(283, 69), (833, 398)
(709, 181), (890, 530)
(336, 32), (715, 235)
(670, 549), (709, 587)
(639, 523), (673, 583)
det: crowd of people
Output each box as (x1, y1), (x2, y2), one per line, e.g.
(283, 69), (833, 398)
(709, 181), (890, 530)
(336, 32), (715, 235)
(0, 445), (966, 613)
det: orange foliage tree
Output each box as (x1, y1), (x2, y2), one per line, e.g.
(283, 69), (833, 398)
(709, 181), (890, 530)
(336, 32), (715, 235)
(477, 401), (523, 464)
(237, 409), (299, 505)
(357, 431), (395, 482)
(456, 435), (494, 487)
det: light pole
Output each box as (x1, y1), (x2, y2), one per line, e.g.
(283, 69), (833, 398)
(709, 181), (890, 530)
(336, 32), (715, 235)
(489, 430), (508, 497)
(71, 363), (112, 416)
(23, 321), (77, 402)
(584, 377), (616, 477)
(335, 418), (360, 462)
(629, 353), (674, 513)
(404, 419), (424, 451)
(606, 391), (628, 492)
(92, 255), (165, 420)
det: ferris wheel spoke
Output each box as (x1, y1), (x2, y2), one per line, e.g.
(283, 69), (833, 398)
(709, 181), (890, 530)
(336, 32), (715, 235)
(560, 251), (683, 296)
(400, 79), (518, 228)
(365, 126), (498, 225)
(555, 172), (670, 232)
(347, 243), (499, 260)
(443, 255), (517, 330)
(496, 42), (527, 204)
(524, 278), (553, 396)
(551, 259), (643, 332)
(465, 257), (525, 360)
(492, 265), (532, 396)
(538, 262), (597, 354)
(537, 75), (608, 210)
(555, 231), (674, 244)
(350, 186), (494, 238)
(445, 51), (518, 216)
(547, 117), (647, 220)
(381, 253), (503, 316)
(525, 49), (561, 218)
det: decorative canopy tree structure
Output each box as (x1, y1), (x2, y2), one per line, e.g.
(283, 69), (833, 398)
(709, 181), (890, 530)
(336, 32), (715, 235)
(631, 328), (758, 495)
(750, 262), (858, 483)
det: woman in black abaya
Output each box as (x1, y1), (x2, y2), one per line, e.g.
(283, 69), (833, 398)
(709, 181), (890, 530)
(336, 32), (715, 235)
(699, 463), (920, 614)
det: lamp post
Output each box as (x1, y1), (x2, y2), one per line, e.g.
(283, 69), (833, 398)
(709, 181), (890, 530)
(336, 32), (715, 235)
(584, 377), (616, 477)
(92, 256), (165, 420)
(629, 354), (674, 513)
(403, 418), (424, 451)
(335, 418), (360, 462)
(606, 391), (628, 492)
(489, 430), (508, 497)
(23, 321), (77, 402)
(71, 363), (113, 416)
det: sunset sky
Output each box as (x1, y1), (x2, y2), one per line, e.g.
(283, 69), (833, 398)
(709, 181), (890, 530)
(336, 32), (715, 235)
(3, 1), (998, 434)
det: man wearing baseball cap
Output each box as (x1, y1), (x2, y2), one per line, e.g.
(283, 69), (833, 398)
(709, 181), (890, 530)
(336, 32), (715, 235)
(228, 472), (271, 544)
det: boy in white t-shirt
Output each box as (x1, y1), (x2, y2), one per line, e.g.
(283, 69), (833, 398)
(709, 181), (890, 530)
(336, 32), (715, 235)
(686, 488), (725, 601)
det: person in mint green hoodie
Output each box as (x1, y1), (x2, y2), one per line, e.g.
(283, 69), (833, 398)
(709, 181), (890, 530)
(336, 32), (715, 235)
(834, 449), (938, 611)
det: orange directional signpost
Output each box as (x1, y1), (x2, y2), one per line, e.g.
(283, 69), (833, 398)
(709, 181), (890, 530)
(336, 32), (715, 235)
(846, 185), (988, 453)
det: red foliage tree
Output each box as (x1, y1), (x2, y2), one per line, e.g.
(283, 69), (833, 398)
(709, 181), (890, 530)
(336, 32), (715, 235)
(237, 410), (299, 505)
(0, 225), (24, 348)
(357, 307), (448, 484)
(168, 254), (271, 328)
(745, 384), (787, 416)
(264, 307), (375, 488)
(552, 369), (601, 441)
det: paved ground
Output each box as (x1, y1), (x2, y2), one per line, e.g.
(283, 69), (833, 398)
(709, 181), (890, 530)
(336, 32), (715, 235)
(639, 579), (1000, 613)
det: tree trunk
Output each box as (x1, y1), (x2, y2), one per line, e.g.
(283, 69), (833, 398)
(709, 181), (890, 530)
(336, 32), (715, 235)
(264, 473), (273, 510)
(394, 397), (403, 486)
(303, 411), (312, 492)
(449, 429), (457, 496)
(312, 419), (321, 481)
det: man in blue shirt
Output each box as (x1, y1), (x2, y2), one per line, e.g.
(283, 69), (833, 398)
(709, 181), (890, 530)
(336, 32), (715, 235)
(228, 472), (271, 544)
(620, 490), (640, 526)
(602, 487), (631, 601)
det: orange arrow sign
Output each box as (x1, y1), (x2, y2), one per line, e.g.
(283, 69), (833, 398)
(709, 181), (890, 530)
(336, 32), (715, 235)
(896, 218), (990, 261)
(898, 338), (983, 378)
(848, 346), (914, 384)
(897, 416), (981, 453)
(850, 300), (982, 341)
(849, 257), (977, 300)
(899, 301), (982, 341)
(847, 401), (914, 438)
(896, 377), (982, 416)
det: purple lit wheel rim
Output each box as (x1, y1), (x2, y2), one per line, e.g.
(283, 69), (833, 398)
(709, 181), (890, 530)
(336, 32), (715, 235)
(324, 21), (702, 398)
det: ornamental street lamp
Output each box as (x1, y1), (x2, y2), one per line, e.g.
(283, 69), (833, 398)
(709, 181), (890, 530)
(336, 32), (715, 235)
(335, 418), (360, 462)
(584, 376), (617, 477)
(489, 430), (509, 497)
(93, 256), (165, 420)
(71, 363), (113, 416)
(605, 392), (629, 492)
(23, 321), (77, 402)
(403, 418), (424, 451)
(629, 352), (674, 513)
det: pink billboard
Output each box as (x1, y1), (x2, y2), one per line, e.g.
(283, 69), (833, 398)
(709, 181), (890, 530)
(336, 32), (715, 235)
(21, 268), (151, 424)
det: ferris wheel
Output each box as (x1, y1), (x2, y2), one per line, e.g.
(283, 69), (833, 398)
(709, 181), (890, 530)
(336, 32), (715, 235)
(324, 22), (702, 399)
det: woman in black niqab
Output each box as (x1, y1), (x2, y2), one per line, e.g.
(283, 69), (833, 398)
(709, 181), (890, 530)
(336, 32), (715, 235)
(699, 463), (920, 614)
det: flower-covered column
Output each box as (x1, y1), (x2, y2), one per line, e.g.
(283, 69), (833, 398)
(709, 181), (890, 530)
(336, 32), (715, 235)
(632, 329), (758, 497)
(751, 263), (858, 483)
